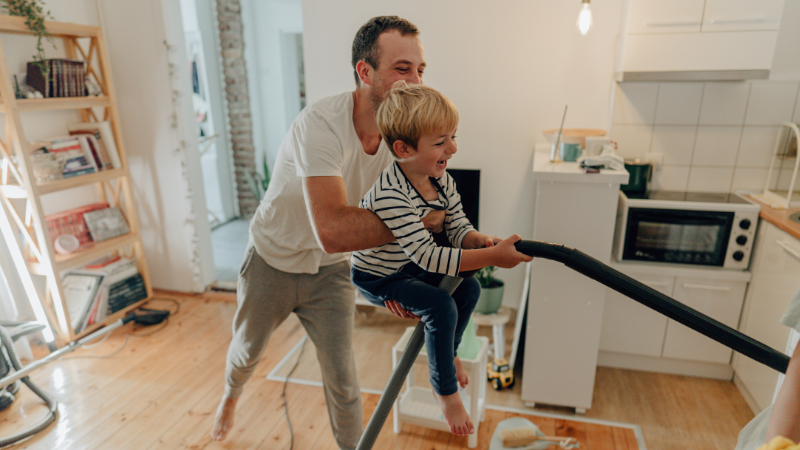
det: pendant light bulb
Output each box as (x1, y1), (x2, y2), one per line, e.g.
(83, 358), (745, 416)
(577, 0), (593, 36)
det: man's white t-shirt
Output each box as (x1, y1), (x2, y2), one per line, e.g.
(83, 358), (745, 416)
(249, 91), (395, 274)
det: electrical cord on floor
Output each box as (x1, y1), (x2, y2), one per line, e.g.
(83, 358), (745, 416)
(62, 297), (180, 360)
(283, 336), (308, 450)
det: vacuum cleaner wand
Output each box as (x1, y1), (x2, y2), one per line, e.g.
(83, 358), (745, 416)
(356, 239), (789, 450)
(513, 240), (790, 374)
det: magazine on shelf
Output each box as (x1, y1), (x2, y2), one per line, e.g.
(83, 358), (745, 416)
(71, 257), (145, 328)
(62, 272), (104, 332)
(67, 122), (121, 169)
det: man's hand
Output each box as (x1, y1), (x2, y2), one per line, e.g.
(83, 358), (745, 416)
(385, 300), (420, 319)
(421, 210), (445, 233)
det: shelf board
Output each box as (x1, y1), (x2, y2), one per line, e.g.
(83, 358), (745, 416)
(54, 232), (139, 272)
(0, 185), (28, 199)
(2, 96), (111, 112)
(0, 15), (99, 38)
(36, 168), (126, 195)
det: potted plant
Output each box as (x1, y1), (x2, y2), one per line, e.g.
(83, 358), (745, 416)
(474, 266), (504, 315)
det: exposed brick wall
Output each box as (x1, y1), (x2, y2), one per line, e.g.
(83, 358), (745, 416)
(216, 0), (258, 217)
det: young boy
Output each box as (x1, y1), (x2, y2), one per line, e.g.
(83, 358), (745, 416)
(351, 82), (532, 436)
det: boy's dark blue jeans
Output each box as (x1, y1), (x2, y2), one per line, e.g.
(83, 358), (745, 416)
(351, 263), (481, 396)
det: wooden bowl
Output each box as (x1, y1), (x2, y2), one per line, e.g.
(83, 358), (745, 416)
(542, 128), (606, 147)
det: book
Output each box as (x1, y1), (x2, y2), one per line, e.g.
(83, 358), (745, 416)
(69, 130), (111, 170)
(76, 135), (102, 172)
(62, 273), (104, 331)
(71, 258), (139, 325)
(83, 207), (130, 242)
(67, 122), (121, 169)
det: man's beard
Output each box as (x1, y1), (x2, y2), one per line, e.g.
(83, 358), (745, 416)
(369, 81), (388, 112)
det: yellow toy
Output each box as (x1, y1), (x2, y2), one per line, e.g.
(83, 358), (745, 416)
(487, 358), (514, 390)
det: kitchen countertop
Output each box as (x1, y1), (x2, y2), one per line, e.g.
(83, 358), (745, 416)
(745, 194), (800, 241)
(532, 149), (630, 184)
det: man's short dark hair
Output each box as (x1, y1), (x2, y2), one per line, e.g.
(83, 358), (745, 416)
(351, 16), (419, 86)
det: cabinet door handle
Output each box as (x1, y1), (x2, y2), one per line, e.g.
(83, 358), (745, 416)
(708, 17), (775, 25)
(777, 240), (800, 261)
(645, 20), (702, 27)
(682, 283), (731, 292)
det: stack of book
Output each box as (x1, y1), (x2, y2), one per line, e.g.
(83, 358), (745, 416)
(26, 59), (88, 98)
(63, 256), (148, 333)
(30, 121), (121, 182)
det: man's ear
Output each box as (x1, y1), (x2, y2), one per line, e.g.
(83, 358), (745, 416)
(356, 60), (373, 87)
(393, 140), (414, 159)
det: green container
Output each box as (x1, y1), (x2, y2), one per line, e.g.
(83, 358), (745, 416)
(475, 283), (504, 315)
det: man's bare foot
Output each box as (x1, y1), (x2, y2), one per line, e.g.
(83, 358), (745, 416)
(432, 390), (474, 436)
(211, 395), (238, 441)
(454, 356), (468, 388)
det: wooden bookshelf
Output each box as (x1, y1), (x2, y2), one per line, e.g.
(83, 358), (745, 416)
(0, 16), (152, 344)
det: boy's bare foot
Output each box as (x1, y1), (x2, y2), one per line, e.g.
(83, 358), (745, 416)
(432, 390), (474, 436)
(211, 395), (238, 441)
(454, 356), (469, 388)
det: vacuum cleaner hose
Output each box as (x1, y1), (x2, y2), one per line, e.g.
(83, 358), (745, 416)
(0, 326), (58, 447)
(514, 240), (790, 374)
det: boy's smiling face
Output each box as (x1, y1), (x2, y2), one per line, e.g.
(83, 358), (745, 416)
(396, 128), (458, 179)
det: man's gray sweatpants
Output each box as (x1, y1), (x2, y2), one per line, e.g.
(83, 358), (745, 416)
(225, 245), (362, 450)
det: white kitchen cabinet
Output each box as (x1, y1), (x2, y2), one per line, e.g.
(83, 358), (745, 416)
(599, 275), (672, 357)
(625, 0), (705, 34)
(702, 0), (785, 32)
(617, 0), (785, 80)
(734, 221), (800, 412)
(521, 152), (628, 411)
(662, 277), (747, 363)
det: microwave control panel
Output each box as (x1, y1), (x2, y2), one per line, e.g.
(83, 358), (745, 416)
(723, 210), (760, 270)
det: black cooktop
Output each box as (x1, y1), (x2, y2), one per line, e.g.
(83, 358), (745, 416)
(624, 190), (751, 204)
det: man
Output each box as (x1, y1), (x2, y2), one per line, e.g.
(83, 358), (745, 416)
(210, 16), (438, 449)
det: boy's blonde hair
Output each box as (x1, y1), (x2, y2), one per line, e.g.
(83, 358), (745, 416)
(377, 81), (459, 157)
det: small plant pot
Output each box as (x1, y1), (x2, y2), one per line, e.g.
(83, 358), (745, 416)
(475, 283), (504, 315)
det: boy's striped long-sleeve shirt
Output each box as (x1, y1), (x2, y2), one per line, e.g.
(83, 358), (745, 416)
(351, 161), (476, 277)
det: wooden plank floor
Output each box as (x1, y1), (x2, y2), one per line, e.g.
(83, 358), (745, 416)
(0, 291), (753, 449)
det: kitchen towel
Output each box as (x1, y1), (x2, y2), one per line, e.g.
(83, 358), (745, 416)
(577, 146), (624, 171)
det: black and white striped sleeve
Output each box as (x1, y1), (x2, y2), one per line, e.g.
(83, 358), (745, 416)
(440, 175), (476, 248)
(370, 188), (463, 276)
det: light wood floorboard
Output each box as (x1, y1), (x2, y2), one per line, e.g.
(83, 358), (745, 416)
(0, 291), (754, 449)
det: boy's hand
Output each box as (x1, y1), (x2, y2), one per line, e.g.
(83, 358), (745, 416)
(421, 210), (445, 233)
(491, 235), (533, 268)
(463, 231), (501, 249)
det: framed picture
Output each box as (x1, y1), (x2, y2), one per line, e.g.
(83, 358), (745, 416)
(83, 207), (130, 242)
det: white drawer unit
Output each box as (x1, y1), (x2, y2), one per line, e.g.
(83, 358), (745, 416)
(662, 278), (747, 363)
(598, 262), (752, 379)
(600, 275), (673, 357)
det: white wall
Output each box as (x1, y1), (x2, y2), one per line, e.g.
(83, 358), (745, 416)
(301, 0), (626, 308)
(95, 0), (216, 292)
(241, 0), (303, 173)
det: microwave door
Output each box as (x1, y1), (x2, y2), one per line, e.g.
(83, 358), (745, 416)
(622, 209), (734, 266)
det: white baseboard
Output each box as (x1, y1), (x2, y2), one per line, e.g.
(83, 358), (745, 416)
(597, 351), (734, 380)
(733, 373), (762, 415)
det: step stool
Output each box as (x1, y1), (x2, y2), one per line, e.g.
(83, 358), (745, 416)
(391, 326), (488, 449)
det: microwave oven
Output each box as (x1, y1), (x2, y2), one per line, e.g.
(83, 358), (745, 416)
(612, 191), (760, 270)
